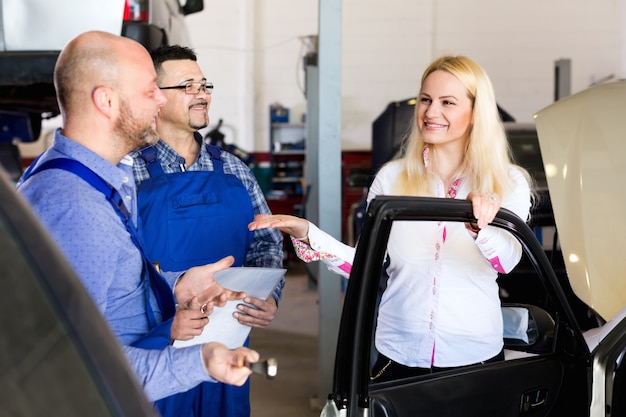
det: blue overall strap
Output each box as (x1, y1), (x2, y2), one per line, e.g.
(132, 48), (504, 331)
(205, 144), (225, 173)
(137, 145), (166, 178)
(25, 158), (176, 325)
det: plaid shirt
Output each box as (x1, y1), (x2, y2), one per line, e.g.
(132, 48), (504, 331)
(129, 135), (284, 301)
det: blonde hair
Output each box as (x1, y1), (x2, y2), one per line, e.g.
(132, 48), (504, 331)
(394, 55), (531, 200)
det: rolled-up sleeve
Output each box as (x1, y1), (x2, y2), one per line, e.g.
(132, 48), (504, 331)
(123, 344), (213, 401)
(473, 167), (531, 273)
(290, 223), (356, 278)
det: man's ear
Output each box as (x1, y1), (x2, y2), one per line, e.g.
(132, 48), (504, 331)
(92, 86), (114, 118)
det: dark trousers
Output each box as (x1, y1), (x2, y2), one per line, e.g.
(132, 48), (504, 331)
(370, 350), (505, 383)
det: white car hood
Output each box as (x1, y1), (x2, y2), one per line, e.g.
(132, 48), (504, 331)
(534, 80), (626, 323)
(1, 0), (125, 51)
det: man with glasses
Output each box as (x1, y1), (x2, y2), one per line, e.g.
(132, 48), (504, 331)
(129, 45), (284, 417)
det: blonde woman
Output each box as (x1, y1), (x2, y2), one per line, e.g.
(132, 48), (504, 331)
(249, 55), (533, 381)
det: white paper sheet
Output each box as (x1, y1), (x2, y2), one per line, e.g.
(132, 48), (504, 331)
(173, 267), (286, 349)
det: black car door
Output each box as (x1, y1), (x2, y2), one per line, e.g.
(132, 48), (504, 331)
(329, 197), (592, 417)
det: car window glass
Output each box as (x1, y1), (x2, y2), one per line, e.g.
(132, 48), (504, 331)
(508, 130), (547, 190)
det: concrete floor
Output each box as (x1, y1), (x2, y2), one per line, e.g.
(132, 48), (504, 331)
(249, 262), (322, 417)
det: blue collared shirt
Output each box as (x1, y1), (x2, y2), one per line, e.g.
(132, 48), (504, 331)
(17, 129), (210, 401)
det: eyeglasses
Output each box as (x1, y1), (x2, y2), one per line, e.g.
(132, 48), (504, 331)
(159, 81), (213, 95)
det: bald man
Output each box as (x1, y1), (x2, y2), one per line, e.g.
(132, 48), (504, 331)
(17, 31), (258, 403)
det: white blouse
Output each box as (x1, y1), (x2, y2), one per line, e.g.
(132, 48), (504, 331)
(295, 160), (532, 368)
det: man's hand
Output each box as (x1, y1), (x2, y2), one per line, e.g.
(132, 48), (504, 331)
(174, 256), (245, 308)
(233, 296), (278, 328)
(201, 342), (259, 386)
(170, 306), (209, 341)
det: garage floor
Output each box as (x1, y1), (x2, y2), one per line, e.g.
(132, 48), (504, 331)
(249, 262), (322, 417)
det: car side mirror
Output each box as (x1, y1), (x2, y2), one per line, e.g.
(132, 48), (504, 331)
(502, 303), (555, 354)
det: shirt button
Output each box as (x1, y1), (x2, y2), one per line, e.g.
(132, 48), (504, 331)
(125, 195), (132, 201)
(123, 176), (129, 183)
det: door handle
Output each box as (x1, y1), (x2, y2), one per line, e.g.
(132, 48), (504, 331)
(520, 388), (548, 413)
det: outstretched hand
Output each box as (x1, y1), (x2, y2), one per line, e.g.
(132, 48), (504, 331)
(248, 214), (309, 240)
(174, 256), (246, 311)
(201, 342), (259, 386)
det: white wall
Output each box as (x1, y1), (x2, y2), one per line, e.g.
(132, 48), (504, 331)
(184, 0), (624, 152)
(184, 1), (257, 149)
(23, 0), (621, 157)
(185, 0), (318, 152)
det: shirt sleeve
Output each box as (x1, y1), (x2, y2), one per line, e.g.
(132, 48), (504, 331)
(222, 152), (285, 302)
(290, 222), (356, 279)
(473, 167), (532, 274)
(123, 344), (212, 401)
(161, 271), (183, 293)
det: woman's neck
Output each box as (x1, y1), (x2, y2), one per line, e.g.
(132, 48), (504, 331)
(434, 149), (463, 187)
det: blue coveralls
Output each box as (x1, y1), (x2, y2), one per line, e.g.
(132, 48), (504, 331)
(136, 144), (255, 417)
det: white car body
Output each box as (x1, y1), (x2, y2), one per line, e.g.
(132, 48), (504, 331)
(0, 0), (193, 51)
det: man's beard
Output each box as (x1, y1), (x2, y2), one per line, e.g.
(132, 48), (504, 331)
(189, 110), (209, 131)
(115, 97), (160, 150)
(190, 119), (208, 131)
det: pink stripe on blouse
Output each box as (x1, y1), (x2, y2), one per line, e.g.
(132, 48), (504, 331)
(489, 256), (505, 273)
